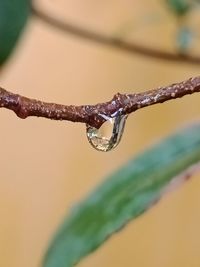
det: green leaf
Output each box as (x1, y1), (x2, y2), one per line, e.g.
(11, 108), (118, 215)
(0, 0), (31, 64)
(176, 26), (194, 53)
(165, 0), (192, 16)
(43, 123), (200, 267)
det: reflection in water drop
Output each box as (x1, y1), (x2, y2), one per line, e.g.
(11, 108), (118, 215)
(86, 113), (127, 152)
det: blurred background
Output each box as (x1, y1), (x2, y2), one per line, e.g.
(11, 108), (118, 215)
(1, 0), (200, 266)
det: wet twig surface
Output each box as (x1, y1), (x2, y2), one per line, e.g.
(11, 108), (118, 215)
(1, 76), (200, 128)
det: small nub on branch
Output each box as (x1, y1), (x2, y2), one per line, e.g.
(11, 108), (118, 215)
(0, 76), (200, 128)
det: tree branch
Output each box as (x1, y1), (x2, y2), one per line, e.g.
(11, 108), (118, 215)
(1, 76), (200, 128)
(31, 4), (200, 65)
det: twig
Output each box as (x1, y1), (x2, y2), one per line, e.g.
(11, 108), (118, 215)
(1, 76), (200, 128)
(31, 4), (200, 65)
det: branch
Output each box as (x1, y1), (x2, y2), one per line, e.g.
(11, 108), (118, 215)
(31, 4), (200, 65)
(1, 76), (200, 128)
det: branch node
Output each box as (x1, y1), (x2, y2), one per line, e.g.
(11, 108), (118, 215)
(0, 76), (200, 127)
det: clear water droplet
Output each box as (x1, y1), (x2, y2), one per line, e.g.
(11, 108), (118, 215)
(86, 113), (127, 152)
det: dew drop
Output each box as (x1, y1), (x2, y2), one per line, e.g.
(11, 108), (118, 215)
(86, 113), (127, 152)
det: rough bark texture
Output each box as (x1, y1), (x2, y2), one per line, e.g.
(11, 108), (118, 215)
(1, 76), (200, 128)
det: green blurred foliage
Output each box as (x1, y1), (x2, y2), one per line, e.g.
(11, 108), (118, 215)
(43, 123), (200, 267)
(165, 0), (193, 16)
(0, 0), (31, 64)
(176, 26), (194, 52)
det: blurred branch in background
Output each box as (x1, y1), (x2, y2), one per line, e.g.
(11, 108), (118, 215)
(31, 1), (200, 65)
(0, 76), (200, 128)
(1, 1), (200, 267)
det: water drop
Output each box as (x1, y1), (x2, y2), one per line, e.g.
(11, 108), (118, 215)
(86, 113), (127, 152)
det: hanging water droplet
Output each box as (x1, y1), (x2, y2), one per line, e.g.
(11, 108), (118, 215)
(86, 113), (127, 152)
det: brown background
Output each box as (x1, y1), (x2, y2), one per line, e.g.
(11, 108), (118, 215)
(1, 1), (200, 266)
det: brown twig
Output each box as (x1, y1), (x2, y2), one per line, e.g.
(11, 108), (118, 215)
(31, 4), (200, 65)
(1, 76), (200, 128)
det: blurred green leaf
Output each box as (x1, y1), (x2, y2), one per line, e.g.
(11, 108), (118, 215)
(43, 123), (200, 267)
(0, 0), (31, 64)
(176, 26), (194, 52)
(165, 0), (192, 16)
